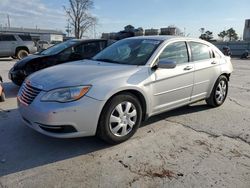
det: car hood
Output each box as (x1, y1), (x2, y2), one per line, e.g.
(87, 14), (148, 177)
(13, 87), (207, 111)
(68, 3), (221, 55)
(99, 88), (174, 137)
(14, 54), (43, 68)
(27, 60), (142, 91)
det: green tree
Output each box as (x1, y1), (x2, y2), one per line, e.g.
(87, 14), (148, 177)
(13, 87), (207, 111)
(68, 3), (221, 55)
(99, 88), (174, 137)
(199, 30), (213, 41)
(227, 28), (238, 41)
(218, 30), (227, 40)
(218, 28), (239, 41)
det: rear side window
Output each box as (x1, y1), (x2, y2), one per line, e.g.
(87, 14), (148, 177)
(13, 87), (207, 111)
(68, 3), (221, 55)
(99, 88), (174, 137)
(99, 41), (107, 50)
(189, 42), (211, 61)
(18, 35), (32, 41)
(214, 50), (221, 58)
(159, 41), (189, 64)
(84, 42), (101, 58)
(0, 34), (16, 41)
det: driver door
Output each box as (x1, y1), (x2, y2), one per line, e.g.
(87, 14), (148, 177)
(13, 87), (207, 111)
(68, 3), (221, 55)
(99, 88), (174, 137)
(151, 41), (194, 114)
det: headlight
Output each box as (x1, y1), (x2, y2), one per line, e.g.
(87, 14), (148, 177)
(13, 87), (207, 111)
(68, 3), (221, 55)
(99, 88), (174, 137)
(41, 86), (91, 103)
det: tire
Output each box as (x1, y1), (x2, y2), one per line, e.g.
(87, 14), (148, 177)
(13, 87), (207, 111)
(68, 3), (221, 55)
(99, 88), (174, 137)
(206, 75), (228, 107)
(0, 92), (5, 102)
(11, 56), (17, 59)
(97, 93), (142, 144)
(16, 49), (29, 60)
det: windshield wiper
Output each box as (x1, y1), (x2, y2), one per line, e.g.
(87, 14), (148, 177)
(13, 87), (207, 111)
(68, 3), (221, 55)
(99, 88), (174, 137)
(94, 58), (120, 64)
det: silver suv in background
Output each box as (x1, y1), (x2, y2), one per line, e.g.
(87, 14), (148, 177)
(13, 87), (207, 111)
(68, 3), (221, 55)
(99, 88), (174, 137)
(0, 34), (37, 59)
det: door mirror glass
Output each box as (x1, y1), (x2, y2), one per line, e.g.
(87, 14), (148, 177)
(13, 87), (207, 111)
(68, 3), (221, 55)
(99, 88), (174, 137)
(158, 59), (176, 69)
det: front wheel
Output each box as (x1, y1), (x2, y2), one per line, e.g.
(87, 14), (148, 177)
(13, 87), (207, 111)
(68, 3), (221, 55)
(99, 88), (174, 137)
(206, 75), (228, 107)
(97, 93), (142, 144)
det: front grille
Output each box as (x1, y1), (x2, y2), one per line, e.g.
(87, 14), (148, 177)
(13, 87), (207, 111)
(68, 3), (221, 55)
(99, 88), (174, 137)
(19, 82), (41, 105)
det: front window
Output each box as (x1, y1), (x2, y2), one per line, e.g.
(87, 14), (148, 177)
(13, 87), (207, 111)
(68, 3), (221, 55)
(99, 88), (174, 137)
(40, 40), (79, 56)
(159, 42), (189, 64)
(93, 39), (162, 65)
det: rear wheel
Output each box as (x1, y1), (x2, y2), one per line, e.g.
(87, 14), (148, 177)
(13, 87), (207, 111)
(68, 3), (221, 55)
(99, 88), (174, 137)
(17, 49), (28, 59)
(97, 93), (142, 144)
(206, 75), (228, 107)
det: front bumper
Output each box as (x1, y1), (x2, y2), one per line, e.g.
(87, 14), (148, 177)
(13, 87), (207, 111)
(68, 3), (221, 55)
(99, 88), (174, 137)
(18, 92), (106, 138)
(28, 46), (37, 54)
(9, 68), (25, 85)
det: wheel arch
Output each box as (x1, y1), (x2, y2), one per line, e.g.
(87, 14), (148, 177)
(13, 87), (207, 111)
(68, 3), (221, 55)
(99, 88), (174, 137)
(15, 46), (29, 55)
(98, 88), (148, 126)
(221, 73), (231, 81)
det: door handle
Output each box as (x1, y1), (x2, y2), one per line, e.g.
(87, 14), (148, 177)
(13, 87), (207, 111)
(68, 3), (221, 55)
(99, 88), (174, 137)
(184, 66), (193, 71)
(211, 61), (217, 65)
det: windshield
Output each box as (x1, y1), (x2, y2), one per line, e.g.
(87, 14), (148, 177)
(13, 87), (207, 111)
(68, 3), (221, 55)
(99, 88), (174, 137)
(40, 40), (79, 55)
(93, 39), (162, 65)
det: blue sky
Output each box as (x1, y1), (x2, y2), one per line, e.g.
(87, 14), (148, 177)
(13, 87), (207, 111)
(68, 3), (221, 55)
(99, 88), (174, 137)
(0, 0), (249, 39)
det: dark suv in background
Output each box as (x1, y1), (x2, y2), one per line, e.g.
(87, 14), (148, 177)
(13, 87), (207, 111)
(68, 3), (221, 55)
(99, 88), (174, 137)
(0, 34), (37, 59)
(9, 39), (115, 85)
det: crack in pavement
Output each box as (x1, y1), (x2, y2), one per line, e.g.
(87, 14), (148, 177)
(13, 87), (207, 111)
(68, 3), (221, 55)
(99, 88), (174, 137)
(231, 85), (250, 92)
(165, 119), (250, 145)
(165, 119), (220, 138)
(228, 97), (250, 109)
(0, 180), (4, 188)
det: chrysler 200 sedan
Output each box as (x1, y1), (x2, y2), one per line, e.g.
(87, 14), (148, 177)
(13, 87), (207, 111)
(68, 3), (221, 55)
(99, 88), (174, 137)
(17, 36), (233, 144)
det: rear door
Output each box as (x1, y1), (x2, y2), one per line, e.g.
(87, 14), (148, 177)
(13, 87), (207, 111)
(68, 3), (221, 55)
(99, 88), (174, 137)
(188, 41), (221, 101)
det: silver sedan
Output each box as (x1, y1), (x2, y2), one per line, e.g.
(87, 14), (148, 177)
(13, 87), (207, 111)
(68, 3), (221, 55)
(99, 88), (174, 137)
(17, 36), (233, 144)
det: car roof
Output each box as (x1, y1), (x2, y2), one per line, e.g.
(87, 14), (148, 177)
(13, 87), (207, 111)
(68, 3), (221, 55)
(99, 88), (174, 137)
(69, 39), (108, 43)
(131, 35), (179, 41)
(127, 35), (208, 43)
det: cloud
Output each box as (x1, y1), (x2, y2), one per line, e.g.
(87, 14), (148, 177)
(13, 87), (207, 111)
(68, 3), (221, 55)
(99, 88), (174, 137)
(0, 0), (66, 30)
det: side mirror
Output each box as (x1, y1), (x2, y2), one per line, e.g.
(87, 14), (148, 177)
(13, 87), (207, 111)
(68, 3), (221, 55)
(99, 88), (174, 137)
(157, 59), (177, 69)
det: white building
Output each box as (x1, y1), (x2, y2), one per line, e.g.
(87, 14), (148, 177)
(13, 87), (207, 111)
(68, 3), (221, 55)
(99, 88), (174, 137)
(0, 27), (65, 42)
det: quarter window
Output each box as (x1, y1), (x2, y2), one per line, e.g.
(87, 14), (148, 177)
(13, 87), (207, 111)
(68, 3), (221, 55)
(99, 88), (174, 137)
(159, 42), (189, 64)
(214, 50), (221, 59)
(0, 34), (16, 41)
(190, 42), (211, 61)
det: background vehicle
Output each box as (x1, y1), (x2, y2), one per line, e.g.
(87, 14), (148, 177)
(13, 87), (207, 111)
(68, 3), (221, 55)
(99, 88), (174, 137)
(222, 46), (232, 56)
(240, 50), (249, 59)
(9, 39), (115, 85)
(36, 40), (52, 52)
(0, 34), (37, 59)
(18, 36), (233, 144)
(0, 76), (5, 102)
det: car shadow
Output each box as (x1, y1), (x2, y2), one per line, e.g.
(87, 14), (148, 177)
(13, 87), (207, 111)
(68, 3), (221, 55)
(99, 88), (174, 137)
(0, 58), (14, 61)
(0, 108), (110, 176)
(142, 102), (211, 127)
(0, 102), (212, 177)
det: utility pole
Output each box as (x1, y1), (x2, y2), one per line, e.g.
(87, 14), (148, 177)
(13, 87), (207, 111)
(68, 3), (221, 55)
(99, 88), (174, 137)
(93, 23), (96, 38)
(65, 19), (71, 37)
(7, 14), (10, 28)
